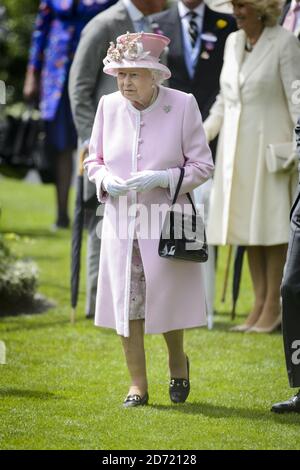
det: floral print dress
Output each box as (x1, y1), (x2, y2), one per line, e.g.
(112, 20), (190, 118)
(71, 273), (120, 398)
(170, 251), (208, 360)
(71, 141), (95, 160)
(129, 239), (146, 321)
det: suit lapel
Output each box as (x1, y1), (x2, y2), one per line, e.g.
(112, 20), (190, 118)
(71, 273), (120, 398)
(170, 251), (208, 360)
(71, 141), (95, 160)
(198, 7), (216, 59)
(193, 6), (229, 80)
(239, 27), (276, 88)
(193, 7), (211, 78)
(166, 6), (184, 60)
(113, 1), (135, 33)
(158, 6), (190, 81)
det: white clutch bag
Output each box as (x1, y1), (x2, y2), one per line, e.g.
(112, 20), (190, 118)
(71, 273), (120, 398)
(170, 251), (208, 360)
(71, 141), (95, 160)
(266, 142), (298, 173)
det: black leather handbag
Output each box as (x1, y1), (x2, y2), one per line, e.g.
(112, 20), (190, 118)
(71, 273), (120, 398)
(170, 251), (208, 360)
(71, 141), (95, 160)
(0, 108), (55, 183)
(158, 167), (208, 263)
(0, 110), (37, 179)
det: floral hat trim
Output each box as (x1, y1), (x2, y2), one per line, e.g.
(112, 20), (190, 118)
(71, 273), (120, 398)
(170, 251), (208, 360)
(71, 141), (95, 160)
(103, 32), (152, 66)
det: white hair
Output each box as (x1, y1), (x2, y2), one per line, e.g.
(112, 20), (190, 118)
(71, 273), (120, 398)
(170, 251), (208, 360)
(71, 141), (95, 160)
(151, 70), (165, 85)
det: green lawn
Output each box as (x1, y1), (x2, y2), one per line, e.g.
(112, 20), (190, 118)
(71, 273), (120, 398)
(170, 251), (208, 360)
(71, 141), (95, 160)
(0, 177), (300, 450)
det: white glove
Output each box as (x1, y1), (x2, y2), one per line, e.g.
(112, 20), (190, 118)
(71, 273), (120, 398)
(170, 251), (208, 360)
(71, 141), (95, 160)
(102, 173), (129, 197)
(126, 170), (169, 193)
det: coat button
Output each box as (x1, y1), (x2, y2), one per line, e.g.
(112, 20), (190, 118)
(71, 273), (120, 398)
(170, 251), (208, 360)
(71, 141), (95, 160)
(140, 121), (145, 127)
(138, 138), (144, 144)
(137, 154), (142, 160)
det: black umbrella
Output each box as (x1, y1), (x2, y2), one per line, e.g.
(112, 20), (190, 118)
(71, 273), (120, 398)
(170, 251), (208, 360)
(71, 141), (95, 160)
(221, 245), (232, 303)
(70, 147), (87, 323)
(231, 246), (246, 320)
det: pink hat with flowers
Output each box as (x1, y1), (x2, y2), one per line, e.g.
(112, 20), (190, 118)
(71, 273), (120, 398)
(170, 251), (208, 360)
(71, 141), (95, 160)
(103, 32), (171, 80)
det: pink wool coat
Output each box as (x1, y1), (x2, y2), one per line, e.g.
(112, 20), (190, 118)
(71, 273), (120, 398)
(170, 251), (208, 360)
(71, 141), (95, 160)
(84, 86), (214, 337)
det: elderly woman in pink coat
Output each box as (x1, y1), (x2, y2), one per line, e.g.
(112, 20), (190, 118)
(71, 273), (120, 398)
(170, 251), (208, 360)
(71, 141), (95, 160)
(84, 32), (214, 407)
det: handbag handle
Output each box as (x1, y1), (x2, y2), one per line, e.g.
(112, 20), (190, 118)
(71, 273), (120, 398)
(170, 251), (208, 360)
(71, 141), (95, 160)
(172, 167), (197, 215)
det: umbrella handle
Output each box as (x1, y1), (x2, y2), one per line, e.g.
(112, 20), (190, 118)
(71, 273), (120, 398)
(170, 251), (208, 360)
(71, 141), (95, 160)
(79, 146), (88, 176)
(71, 308), (76, 324)
(231, 301), (237, 321)
(221, 245), (232, 303)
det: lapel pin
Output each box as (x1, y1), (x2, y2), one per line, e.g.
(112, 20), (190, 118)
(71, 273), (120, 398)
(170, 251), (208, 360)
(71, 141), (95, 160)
(216, 19), (228, 29)
(201, 33), (218, 43)
(201, 51), (210, 60)
(163, 105), (172, 113)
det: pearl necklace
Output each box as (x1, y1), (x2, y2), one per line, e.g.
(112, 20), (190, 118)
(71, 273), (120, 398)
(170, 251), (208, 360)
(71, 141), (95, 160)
(245, 38), (253, 52)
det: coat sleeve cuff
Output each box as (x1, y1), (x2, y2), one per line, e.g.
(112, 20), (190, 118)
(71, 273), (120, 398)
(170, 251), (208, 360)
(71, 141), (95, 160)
(83, 160), (109, 204)
(96, 169), (109, 204)
(166, 168), (180, 201)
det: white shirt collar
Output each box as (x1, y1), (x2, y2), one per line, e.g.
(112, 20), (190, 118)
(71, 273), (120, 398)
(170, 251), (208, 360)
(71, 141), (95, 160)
(122, 0), (144, 22)
(178, 0), (205, 19)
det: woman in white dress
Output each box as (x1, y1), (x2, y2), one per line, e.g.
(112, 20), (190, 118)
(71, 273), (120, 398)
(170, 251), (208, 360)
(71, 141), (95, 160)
(204, 0), (300, 332)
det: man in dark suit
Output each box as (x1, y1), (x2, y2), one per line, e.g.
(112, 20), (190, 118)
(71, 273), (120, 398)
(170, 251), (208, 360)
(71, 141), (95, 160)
(272, 119), (300, 413)
(152, 0), (236, 156)
(271, 0), (300, 413)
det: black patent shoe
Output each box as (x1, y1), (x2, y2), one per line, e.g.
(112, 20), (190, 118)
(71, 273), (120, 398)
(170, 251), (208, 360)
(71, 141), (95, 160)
(123, 392), (149, 408)
(51, 217), (70, 232)
(271, 390), (300, 413)
(169, 356), (190, 403)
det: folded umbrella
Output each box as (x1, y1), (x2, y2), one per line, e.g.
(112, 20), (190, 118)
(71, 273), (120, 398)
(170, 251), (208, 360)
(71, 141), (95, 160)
(221, 245), (232, 303)
(231, 246), (246, 320)
(70, 147), (88, 324)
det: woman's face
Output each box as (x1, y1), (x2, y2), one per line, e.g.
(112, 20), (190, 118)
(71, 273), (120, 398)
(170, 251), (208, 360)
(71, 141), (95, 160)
(117, 68), (154, 107)
(231, 1), (261, 31)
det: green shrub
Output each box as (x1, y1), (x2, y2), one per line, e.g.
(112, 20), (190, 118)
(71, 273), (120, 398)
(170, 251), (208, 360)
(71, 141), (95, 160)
(0, 233), (38, 307)
(0, 0), (39, 103)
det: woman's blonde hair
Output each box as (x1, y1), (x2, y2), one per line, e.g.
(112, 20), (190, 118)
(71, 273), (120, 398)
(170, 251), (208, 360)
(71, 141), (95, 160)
(237, 0), (284, 27)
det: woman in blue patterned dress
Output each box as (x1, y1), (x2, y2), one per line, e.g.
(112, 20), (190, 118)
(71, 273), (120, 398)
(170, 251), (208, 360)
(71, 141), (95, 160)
(23, 0), (117, 228)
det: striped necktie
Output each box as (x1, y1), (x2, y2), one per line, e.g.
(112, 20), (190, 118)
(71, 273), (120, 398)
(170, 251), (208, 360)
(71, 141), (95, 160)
(136, 16), (151, 33)
(188, 11), (198, 48)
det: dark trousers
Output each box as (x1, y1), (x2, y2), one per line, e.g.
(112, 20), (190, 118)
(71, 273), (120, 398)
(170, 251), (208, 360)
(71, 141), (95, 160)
(281, 185), (300, 387)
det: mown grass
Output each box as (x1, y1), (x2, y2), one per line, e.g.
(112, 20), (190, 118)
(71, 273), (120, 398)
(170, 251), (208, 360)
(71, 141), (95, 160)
(0, 177), (300, 450)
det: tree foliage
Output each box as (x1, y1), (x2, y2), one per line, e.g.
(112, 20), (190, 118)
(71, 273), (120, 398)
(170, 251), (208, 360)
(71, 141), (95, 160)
(0, 0), (39, 103)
